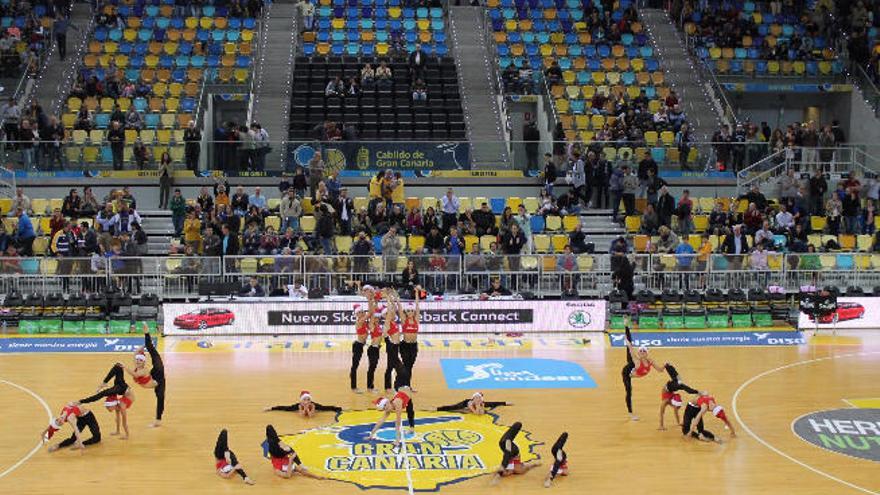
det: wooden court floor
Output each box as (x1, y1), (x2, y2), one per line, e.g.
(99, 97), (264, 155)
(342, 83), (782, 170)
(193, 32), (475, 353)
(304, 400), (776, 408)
(1, 335), (879, 495)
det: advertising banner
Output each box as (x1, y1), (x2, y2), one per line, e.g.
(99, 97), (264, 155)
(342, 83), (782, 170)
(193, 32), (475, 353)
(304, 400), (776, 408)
(0, 337), (151, 353)
(440, 358), (596, 390)
(797, 297), (873, 330)
(608, 331), (806, 348)
(163, 299), (607, 336)
(288, 141), (471, 174)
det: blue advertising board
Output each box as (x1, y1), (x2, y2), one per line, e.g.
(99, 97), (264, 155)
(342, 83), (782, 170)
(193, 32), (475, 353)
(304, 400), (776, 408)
(440, 358), (596, 390)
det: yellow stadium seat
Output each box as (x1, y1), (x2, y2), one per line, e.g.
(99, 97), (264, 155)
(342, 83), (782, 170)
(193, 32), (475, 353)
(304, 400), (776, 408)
(545, 215), (562, 231)
(562, 215), (579, 232)
(533, 234), (551, 253)
(625, 216), (641, 233)
(550, 234), (568, 252)
(335, 235), (353, 253)
(300, 215), (316, 232)
(479, 235), (495, 252)
(408, 235), (425, 253)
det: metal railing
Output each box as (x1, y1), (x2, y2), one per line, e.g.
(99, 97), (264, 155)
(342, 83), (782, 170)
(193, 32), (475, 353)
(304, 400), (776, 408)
(0, 252), (877, 300)
(736, 145), (880, 191)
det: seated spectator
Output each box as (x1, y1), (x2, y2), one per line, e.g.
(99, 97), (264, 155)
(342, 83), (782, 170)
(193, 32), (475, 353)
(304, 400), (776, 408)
(361, 63), (375, 87)
(287, 279), (309, 299)
(245, 205), (264, 229)
(133, 138), (151, 170)
(518, 63), (534, 94)
(325, 76), (344, 97)
(240, 277), (265, 297)
(640, 203), (660, 235)
(407, 207), (424, 235)
(502, 64), (519, 92)
(482, 277), (512, 298)
(412, 79), (427, 101)
(232, 186), (249, 216)
(754, 220), (774, 248)
(743, 202), (763, 234)
(260, 226), (279, 255)
(242, 222), (262, 255)
(249, 186), (269, 215)
(473, 202), (498, 236)
(775, 204), (795, 232)
(376, 61), (392, 88)
(352, 207), (372, 236)
(61, 188), (81, 218)
(346, 77), (360, 96)
(569, 223), (589, 253)
(544, 60), (563, 85)
(74, 107), (92, 130)
(125, 107), (143, 130)
(424, 224), (445, 253)
(655, 225), (678, 253)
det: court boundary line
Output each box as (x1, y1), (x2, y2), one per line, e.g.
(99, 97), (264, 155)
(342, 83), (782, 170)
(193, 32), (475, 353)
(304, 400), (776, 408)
(731, 351), (880, 495)
(0, 379), (52, 480)
(397, 431), (415, 495)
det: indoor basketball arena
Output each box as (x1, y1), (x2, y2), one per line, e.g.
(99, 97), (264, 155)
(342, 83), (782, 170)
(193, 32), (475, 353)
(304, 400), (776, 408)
(1, 0), (879, 494)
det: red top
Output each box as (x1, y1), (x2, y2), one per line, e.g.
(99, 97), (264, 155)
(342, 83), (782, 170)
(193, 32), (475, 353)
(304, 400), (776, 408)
(60, 405), (81, 421)
(356, 323), (368, 336)
(402, 321), (419, 334)
(135, 374), (152, 385)
(387, 322), (400, 336)
(696, 395), (715, 409)
(369, 323), (382, 339)
(393, 391), (411, 409)
(633, 360), (652, 377)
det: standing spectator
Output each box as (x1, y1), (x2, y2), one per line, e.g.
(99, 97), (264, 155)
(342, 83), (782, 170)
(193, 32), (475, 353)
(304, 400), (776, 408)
(184, 120), (201, 171)
(220, 224), (239, 258)
(570, 151), (587, 206)
(712, 125), (732, 171)
(656, 186), (675, 227)
(316, 204), (335, 254)
(826, 191), (843, 235)
(252, 123), (269, 171)
(292, 166), (308, 198)
(621, 165), (638, 216)
(231, 186), (249, 216)
(170, 189), (186, 236)
(19, 119), (37, 170)
(80, 187), (99, 216)
(843, 187), (862, 234)
(279, 189), (302, 232)
(183, 211), (202, 252)
(779, 168), (799, 205)
(445, 225), (465, 255)
(542, 153), (557, 196)
(501, 223), (526, 270)
(440, 187), (459, 234)
(818, 125), (835, 166)
(609, 163), (624, 222)
(676, 122), (692, 171)
(334, 187), (354, 235)
(108, 120), (125, 170)
(157, 151), (173, 209)
(675, 189), (694, 236)
(809, 170), (827, 215)
(308, 151), (324, 201)
(11, 187), (31, 215)
(381, 226), (401, 272)
(39, 116), (64, 170)
(408, 43), (427, 81)
(15, 207), (36, 255)
(249, 186), (269, 216)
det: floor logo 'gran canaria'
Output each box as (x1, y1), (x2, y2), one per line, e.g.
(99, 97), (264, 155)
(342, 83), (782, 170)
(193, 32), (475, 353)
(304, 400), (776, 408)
(277, 410), (540, 491)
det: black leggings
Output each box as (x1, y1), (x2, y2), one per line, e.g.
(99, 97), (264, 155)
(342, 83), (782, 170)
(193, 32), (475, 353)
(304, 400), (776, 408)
(367, 345), (380, 390)
(58, 411), (101, 448)
(437, 399), (508, 412)
(682, 403), (715, 440)
(146, 332), (166, 420)
(499, 424), (521, 467)
(664, 363), (699, 396)
(350, 340), (365, 390)
(80, 366), (128, 404)
(269, 402), (342, 413)
(384, 339), (403, 390)
(214, 430), (248, 479)
(549, 432), (568, 480)
(399, 341), (418, 382)
(621, 327), (635, 413)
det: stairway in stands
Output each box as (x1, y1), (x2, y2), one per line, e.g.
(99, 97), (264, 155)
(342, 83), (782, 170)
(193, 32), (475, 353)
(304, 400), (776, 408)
(139, 211), (174, 255)
(448, 6), (509, 168)
(579, 209), (624, 252)
(639, 8), (722, 140)
(250, 0), (298, 169)
(33, 4), (94, 116)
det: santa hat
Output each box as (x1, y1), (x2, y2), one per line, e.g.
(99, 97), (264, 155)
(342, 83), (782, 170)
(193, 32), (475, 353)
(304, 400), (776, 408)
(374, 397), (389, 410)
(713, 405), (727, 422)
(134, 352), (146, 362)
(472, 391), (483, 399)
(300, 390), (312, 401)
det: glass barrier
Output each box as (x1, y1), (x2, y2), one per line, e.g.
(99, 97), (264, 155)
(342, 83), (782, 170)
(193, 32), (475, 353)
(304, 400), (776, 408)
(0, 253), (875, 300)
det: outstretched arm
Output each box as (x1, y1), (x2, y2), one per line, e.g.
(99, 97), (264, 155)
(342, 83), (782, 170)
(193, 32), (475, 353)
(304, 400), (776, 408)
(368, 410), (392, 439)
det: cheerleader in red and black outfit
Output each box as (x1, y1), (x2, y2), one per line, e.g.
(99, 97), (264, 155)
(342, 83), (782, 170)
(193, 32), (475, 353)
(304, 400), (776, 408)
(436, 391), (510, 415)
(264, 424), (325, 480)
(382, 290), (405, 393)
(103, 391), (133, 439)
(43, 403), (101, 452)
(682, 392), (737, 442)
(398, 287), (421, 389)
(214, 429), (255, 484)
(264, 390), (342, 417)
(366, 385), (415, 445)
(120, 323), (165, 427)
(621, 325), (666, 421)
(490, 422), (541, 484)
(658, 363), (699, 431)
(349, 304), (370, 393)
(543, 432), (569, 487)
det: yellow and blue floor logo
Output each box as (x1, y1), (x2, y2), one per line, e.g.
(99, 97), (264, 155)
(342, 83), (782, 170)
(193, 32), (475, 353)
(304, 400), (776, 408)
(274, 410), (540, 491)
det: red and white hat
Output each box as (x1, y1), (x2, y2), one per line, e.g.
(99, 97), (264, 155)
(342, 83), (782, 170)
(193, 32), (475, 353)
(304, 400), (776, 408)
(134, 351), (146, 362)
(300, 390), (312, 401)
(374, 397), (389, 410)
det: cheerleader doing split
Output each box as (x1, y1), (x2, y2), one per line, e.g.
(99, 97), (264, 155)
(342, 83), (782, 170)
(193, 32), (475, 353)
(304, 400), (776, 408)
(436, 392), (510, 415)
(264, 390), (342, 417)
(43, 403), (101, 453)
(79, 364), (133, 408)
(264, 425), (325, 480)
(544, 432), (569, 488)
(621, 326), (672, 421)
(214, 429), (255, 484)
(491, 422), (540, 484)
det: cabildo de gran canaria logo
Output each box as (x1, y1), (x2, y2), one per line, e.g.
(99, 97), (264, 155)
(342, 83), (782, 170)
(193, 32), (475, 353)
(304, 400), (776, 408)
(278, 410), (540, 491)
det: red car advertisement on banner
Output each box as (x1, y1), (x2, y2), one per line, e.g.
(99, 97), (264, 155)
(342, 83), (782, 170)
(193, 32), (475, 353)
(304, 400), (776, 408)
(173, 308), (236, 330)
(797, 297), (872, 329)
